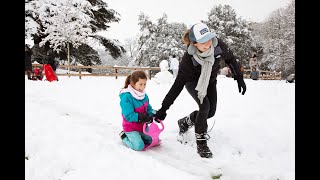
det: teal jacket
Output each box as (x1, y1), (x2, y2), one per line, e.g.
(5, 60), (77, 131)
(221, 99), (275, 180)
(119, 91), (154, 132)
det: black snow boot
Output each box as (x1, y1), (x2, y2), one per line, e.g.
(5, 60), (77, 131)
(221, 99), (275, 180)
(119, 131), (127, 140)
(195, 133), (212, 158)
(178, 115), (194, 135)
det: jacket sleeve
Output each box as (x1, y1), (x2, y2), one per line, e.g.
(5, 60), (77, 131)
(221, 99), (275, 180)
(120, 93), (139, 122)
(218, 39), (243, 80)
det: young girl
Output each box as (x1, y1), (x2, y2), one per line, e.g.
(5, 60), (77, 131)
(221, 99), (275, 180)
(119, 70), (156, 151)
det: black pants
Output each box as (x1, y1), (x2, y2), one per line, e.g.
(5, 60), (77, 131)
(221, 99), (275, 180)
(185, 80), (217, 134)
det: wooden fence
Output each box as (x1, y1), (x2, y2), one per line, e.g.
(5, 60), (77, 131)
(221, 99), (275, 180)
(242, 69), (282, 80)
(31, 64), (282, 80)
(31, 64), (161, 80)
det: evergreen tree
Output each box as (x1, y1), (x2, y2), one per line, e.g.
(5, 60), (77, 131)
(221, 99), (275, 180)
(25, 0), (125, 65)
(72, 44), (101, 72)
(252, 0), (294, 77)
(203, 4), (255, 67)
(135, 13), (186, 67)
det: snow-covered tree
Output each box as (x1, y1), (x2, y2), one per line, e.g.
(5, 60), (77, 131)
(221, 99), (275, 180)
(203, 4), (255, 67)
(39, 0), (92, 51)
(124, 37), (139, 60)
(252, 0), (294, 77)
(25, 0), (125, 67)
(35, 0), (92, 72)
(135, 13), (186, 67)
(96, 47), (130, 67)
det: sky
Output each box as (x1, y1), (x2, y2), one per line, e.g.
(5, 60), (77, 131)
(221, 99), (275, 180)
(104, 0), (292, 44)
(25, 68), (295, 180)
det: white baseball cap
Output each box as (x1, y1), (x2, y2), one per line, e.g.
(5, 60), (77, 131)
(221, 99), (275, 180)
(189, 23), (217, 46)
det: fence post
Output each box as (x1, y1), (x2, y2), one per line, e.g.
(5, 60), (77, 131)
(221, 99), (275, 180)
(148, 68), (151, 79)
(115, 68), (118, 79)
(279, 72), (282, 80)
(79, 69), (81, 80)
(273, 71), (276, 80)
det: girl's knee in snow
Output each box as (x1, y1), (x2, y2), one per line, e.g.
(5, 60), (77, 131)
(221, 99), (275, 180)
(132, 141), (145, 151)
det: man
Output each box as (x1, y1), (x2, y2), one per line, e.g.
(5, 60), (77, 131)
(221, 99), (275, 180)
(249, 53), (258, 71)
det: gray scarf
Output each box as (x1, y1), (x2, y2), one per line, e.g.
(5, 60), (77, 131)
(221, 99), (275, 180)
(188, 45), (215, 104)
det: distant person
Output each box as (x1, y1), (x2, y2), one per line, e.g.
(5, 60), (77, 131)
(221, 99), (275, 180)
(46, 49), (57, 72)
(45, 49), (59, 81)
(170, 55), (180, 78)
(250, 67), (259, 80)
(119, 70), (157, 151)
(154, 22), (246, 158)
(25, 44), (33, 80)
(249, 53), (258, 71)
(286, 74), (295, 83)
(32, 67), (43, 81)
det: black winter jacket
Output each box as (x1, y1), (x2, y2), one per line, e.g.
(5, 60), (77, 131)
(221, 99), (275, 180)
(161, 38), (243, 111)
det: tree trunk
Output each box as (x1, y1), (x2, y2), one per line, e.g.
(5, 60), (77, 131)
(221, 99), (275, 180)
(68, 42), (70, 76)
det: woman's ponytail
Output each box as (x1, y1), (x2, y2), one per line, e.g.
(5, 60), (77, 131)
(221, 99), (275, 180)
(124, 75), (131, 88)
(182, 29), (191, 45)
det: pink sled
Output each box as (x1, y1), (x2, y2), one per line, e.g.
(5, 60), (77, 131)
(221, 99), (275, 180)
(142, 119), (164, 150)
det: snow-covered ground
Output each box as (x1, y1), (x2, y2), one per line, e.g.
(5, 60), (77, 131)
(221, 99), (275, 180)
(25, 72), (295, 180)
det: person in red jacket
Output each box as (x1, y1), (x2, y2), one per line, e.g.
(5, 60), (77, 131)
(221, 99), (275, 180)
(154, 22), (246, 158)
